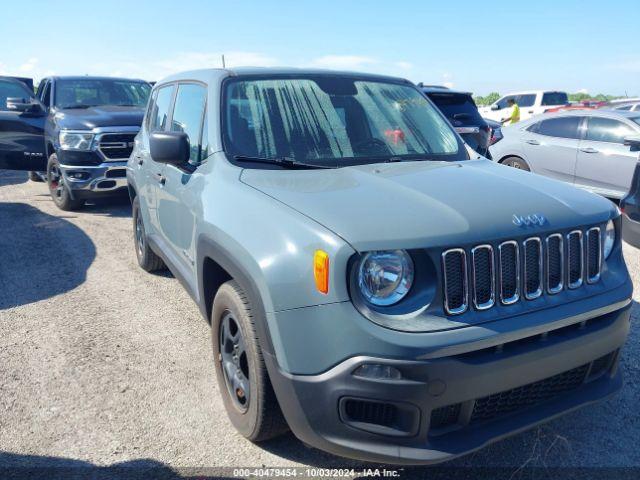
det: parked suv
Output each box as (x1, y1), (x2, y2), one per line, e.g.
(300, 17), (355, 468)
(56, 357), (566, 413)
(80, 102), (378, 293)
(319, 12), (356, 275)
(420, 85), (492, 158)
(480, 90), (569, 122)
(0, 76), (150, 210)
(128, 68), (631, 464)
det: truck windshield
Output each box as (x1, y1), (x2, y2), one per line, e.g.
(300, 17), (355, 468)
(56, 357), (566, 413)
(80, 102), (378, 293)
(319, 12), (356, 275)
(223, 76), (466, 167)
(54, 79), (151, 109)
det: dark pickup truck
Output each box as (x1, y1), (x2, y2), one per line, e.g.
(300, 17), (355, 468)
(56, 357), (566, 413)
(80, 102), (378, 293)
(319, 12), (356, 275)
(0, 75), (150, 210)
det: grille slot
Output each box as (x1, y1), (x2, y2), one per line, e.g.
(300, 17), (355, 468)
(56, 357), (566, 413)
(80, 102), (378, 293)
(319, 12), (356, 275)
(523, 237), (543, 300)
(498, 241), (519, 304)
(98, 133), (137, 160)
(430, 403), (462, 430)
(567, 230), (584, 288)
(343, 399), (398, 428)
(586, 227), (601, 283)
(442, 249), (468, 315)
(471, 245), (495, 310)
(546, 234), (564, 294)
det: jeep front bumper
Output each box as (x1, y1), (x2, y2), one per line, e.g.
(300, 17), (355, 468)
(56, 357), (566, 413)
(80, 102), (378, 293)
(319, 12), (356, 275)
(265, 284), (632, 465)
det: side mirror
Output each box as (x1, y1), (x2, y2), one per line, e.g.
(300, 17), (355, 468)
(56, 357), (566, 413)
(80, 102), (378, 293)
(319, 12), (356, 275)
(490, 104), (500, 111)
(624, 136), (640, 152)
(149, 131), (190, 165)
(6, 97), (43, 113)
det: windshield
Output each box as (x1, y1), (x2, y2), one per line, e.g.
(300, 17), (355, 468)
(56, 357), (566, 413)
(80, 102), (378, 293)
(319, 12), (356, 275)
(223, 76), (466, 167)
(54, 79), (151, 109)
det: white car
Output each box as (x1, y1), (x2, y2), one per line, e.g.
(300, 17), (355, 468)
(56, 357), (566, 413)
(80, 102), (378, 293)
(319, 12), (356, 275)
(479, 90), (569, 122)
(489, 109), (640, 199)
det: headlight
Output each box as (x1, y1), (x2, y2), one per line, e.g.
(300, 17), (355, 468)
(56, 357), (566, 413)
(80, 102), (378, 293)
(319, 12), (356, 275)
(357, 250), (414, 306)
(59, 131), (94, 151)
(604, 219), (615, 259)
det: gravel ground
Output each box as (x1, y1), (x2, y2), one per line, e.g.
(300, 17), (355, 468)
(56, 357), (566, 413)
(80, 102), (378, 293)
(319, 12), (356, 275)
(0, 169), (638, 479)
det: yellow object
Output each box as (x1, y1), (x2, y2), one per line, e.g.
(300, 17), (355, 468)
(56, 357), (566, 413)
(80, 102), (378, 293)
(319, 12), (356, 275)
(314, 250), (330, 294)
(509, 103), (521, 124)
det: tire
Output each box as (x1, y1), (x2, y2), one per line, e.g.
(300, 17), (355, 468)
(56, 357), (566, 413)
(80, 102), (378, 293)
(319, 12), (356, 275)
(501, 156), (531, 171)
(212, 281), (288, 442)
(28, 171), (44, 182)
(132, 196), (165, 272)
(47, 154), (84, 211)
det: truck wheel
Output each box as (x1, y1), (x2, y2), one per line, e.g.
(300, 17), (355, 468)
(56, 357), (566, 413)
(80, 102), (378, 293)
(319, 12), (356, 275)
(501, 156), (530, 171)
(28, 171), (44, 182)
(132, 196), (165, 272)
(212, 281), (288, 442)
(47, 154), (84, 211)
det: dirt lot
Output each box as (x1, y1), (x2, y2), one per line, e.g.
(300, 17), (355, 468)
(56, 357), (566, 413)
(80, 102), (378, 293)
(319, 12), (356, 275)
(0, 169), (639, 479)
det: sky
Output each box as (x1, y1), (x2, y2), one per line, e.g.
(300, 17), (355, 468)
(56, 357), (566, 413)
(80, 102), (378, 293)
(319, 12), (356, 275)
(1, 0), (638, 96)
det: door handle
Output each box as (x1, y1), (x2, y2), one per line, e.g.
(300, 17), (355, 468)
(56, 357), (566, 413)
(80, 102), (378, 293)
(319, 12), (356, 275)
(525, 139), (540, 145)
(580, 147), (598, 154)
(153, 173), (166, 185)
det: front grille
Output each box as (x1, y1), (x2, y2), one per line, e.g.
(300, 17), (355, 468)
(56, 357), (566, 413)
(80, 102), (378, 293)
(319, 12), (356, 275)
(470, 363), (590, 424)
(523, 238), (543, 299)
(98, 133), (136, 160)
(442, 224), (605, 315)
(586, 227), (601, 283)
(429, 351), (617, 432)
(471, 245), (494, 309)
(442, 249), (468, 314)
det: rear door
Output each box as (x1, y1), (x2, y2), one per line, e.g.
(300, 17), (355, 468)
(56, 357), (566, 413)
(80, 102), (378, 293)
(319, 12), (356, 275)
(574, 116), (639, 198)
(0, 79), (46, 171)
(521, 115), (583, 184)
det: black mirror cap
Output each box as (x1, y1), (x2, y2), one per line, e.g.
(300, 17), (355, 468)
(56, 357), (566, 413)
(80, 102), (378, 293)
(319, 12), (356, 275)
(149, 131), (190, 165)
(624, 135), (640, 152)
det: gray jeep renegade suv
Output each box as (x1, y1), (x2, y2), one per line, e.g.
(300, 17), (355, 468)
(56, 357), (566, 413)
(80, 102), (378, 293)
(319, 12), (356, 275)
(127, 68), (632, 464)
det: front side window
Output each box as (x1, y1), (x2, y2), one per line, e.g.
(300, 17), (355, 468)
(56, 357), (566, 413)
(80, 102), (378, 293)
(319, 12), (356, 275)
(223, 76), (465, 167)
(516, 94), (536, 107)
(496, 96), (514, 109)
(586, 117), (636, 144)
(170, 83), (207, 162)
(535, 117), (583, 139)
(615, 105), (632, 111)
(541, 92), (569, 106)
(148, 85), (174, 132)
(54, 79), (151, 109)
(632, 117), (640, 127)
(0, 80), (34, 111)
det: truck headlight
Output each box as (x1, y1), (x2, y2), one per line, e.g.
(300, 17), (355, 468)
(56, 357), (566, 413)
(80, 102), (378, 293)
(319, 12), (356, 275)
(604, 219), (615, 259)
(357, 250), (414, 306)
(59, 131), (94, 151)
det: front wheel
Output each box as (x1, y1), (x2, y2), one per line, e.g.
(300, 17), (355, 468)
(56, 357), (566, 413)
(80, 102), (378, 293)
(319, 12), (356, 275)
(212, 281), (288, 442)
(501, 156), (531, 171)
(47, 154), (84, 211)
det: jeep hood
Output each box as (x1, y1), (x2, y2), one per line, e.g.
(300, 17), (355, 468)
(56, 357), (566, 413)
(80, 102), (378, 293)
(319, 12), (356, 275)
(240, 159), (616, 251)
(54, 105), (145, 130)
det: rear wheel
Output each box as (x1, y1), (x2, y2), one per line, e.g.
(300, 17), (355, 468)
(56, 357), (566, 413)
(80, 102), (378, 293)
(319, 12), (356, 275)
(47, 154), (84, 211)
(132, 196), (165, 272)
(212, 281), (288, 441)
(501, 156), (530, 171)
(28, 171), (44, 182)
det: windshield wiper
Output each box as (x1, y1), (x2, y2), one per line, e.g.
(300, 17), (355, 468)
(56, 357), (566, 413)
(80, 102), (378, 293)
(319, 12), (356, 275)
(233, 155), (334, 169)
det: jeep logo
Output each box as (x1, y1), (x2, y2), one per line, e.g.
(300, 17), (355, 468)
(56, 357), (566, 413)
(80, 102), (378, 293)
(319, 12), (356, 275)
(513, 213), (547, 227)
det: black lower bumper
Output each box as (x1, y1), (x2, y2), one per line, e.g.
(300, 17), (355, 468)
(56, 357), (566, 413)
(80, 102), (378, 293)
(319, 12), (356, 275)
(267, 302), (630, 465)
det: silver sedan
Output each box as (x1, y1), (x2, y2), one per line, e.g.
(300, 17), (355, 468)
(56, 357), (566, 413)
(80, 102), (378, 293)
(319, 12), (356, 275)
(489, 110), (640, 199)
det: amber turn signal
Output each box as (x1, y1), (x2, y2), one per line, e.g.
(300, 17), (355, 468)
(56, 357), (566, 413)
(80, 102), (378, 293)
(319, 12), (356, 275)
(314, 250), (329, 294)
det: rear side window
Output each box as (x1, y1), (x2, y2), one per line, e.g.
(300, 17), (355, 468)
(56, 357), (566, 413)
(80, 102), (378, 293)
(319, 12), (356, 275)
(516, 94), (536, 107)
(541, 92), (569, 106)
(427, 92), (483, 124)
(534, 117), (582, 139)
(0, 80), (33, 111)
(170, 83), (207, 162)
(615, 105), (632, 111)
(148, 85), (174, 132)
(585, 117), (635, 144)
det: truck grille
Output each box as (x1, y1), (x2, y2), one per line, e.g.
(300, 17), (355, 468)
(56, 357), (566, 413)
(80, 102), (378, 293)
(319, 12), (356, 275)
(442, 226), (603, 315)
(97, 133), (137, 160)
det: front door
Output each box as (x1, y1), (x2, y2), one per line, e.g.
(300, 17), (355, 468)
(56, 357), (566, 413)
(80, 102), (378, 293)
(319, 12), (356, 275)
(156, 82), (207, 280)
(0, 79), (46, 171)
(575, 116), (640, 198)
